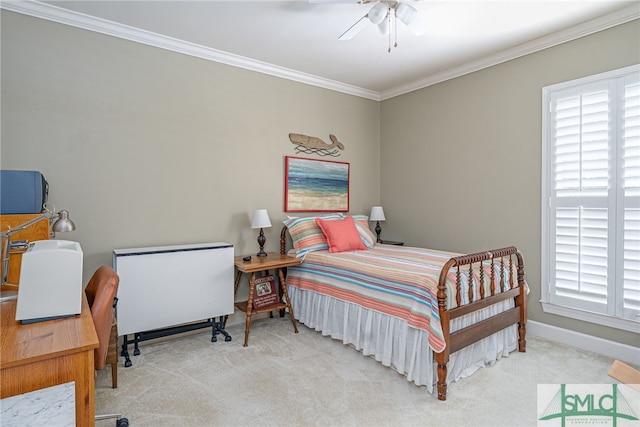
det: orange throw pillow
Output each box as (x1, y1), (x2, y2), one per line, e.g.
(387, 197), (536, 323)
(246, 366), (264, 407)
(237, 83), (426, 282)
(315, 215), (366, 253)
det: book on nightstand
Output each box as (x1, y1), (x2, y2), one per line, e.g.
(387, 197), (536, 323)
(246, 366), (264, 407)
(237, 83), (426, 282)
(252, 275), (279, 309)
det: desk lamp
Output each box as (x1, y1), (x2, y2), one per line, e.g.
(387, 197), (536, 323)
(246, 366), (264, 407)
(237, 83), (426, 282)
(251, 209), (272, 257)
(369, 206), (386, 243)
(1, 206), (76, 301)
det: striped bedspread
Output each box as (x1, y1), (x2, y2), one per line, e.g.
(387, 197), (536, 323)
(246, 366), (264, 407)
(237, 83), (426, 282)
(286, 245), (514, 353)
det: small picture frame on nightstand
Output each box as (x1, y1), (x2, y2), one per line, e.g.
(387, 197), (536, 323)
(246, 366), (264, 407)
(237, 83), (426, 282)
(252, 275), (279, 309)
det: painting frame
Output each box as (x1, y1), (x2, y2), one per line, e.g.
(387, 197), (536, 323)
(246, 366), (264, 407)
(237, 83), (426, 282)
(284, 156), (350, 213)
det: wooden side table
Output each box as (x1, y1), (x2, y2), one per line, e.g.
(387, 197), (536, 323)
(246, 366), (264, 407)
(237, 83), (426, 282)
(233, 252), (301, 346)
(380, 240), (404, 246)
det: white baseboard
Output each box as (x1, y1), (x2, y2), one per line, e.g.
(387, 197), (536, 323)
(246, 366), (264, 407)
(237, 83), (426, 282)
(527, 320), (640, 366)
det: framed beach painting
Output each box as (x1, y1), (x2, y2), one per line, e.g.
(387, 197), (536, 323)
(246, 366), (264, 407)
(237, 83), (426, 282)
(284, 156), (350, 212)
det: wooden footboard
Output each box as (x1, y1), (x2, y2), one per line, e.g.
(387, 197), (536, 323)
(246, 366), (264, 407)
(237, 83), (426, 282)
(435, 247), (527, 400)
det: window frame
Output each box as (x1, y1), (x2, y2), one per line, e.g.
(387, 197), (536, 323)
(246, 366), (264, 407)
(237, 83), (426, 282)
(541, 64), (640, 333)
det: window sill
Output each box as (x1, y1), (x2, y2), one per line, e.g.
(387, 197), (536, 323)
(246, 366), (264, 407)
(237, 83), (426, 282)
(541, 301), (640, 333)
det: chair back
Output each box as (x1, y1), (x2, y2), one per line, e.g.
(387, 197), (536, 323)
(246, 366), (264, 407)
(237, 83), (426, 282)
(85, 265), (119, 370)
(85, 265), (114, 307)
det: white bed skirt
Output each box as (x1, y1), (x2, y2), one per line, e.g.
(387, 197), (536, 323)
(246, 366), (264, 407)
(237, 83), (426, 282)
(288, 285), (518, 394)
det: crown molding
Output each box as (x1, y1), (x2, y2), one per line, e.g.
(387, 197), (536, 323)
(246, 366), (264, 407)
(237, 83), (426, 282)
(2, 1), (637, 102)
(0, 0), (382, 101)
(381, 3), (640, 100)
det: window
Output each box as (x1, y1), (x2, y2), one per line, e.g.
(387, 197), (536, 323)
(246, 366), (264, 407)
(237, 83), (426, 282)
(541, 65), (640, 332)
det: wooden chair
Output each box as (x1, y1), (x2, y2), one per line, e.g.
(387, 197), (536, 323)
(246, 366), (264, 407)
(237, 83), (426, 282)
(106, 319), (119, 388)
(86, 265), (129, 427)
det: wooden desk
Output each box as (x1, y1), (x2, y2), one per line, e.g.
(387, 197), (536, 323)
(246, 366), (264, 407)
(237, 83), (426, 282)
(233, 253), (301, 346)
(0, 295), (99, 427)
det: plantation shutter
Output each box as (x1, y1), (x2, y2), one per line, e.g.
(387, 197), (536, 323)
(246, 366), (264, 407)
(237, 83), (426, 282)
(621, 76), (640, 319)
(546, 68), (640, 322)
(549, 81), (612, 315)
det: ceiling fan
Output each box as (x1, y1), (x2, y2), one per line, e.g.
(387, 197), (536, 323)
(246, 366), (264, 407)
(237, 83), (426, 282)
(312, 0), (427, 52)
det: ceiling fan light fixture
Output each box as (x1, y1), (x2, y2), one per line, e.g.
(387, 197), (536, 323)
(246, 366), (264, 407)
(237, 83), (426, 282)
(396, 3), (417, 25)
(367, 2), (388, 25)
(377, 16), (389, 35)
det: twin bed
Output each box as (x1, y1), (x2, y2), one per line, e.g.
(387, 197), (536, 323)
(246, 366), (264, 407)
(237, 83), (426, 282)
(279, 214), (527, 400)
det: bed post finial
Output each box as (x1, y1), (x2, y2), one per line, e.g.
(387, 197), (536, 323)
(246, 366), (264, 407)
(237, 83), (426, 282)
(516, 250), (527, 353)
(280, 225), (288, 255)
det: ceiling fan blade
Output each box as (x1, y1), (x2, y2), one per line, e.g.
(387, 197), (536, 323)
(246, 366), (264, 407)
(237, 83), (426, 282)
(338, 15), (369, 40)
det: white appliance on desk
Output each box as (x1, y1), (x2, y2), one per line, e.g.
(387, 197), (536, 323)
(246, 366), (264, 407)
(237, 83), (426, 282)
(15, 240), (83, 323)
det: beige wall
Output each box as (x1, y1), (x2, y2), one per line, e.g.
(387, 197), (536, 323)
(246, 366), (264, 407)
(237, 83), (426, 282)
(0, 11), (380, 308)
(380, 20), (640, 347)
(1, 10), (638, 345)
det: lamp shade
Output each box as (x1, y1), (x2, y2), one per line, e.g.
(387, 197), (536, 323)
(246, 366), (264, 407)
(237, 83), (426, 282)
(251, 209), (272, 229)
(52, 210), (76, 233)
(369, 206), (386, 221)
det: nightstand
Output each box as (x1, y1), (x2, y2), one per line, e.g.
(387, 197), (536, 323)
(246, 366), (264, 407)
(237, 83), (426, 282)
(379, 240), (404, 246)
(233, 252), (301, 346)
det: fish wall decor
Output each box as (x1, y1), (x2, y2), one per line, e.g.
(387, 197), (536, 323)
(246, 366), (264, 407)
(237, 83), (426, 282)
(289, 133), (345, 157)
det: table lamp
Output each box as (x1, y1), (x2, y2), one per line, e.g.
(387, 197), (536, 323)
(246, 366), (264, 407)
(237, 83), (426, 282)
(369, 206), (385, 243)
(251, 209), (272, 257)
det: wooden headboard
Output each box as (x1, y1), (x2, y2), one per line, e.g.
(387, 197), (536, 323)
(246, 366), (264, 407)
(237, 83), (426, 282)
(280, 225), (291, 255)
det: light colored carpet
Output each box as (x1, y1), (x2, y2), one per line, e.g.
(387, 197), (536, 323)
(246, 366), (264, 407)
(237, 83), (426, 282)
(95, 315), (618, 427)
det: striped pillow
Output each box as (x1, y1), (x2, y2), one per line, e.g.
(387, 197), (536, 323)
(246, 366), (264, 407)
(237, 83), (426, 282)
(284, 214), (343, 259)
(350, 215), (377, 248)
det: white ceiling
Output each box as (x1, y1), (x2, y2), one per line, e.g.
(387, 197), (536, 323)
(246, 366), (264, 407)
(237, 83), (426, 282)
(4, 1), (640, 100)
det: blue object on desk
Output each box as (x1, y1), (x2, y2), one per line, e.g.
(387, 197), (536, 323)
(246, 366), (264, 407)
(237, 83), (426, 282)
(0, 170), (48, 214)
